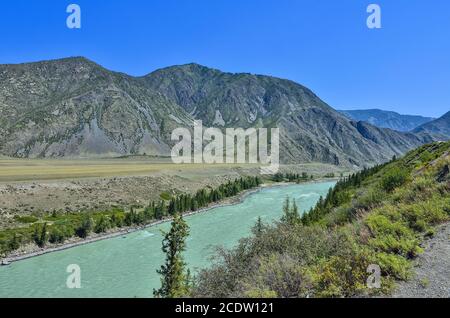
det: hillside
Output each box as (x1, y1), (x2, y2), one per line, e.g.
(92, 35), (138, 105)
(339, 109), (434, 132)
(0, 57), (435, 167)
(0, 57), (191, 158)
(193, 141), (450, 297)
(413, 111), (450, 139)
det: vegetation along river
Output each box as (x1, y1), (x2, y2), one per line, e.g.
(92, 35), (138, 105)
(0, 181), (335, 298)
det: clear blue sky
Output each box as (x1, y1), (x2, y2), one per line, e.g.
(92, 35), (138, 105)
(0, 0), (449, 117)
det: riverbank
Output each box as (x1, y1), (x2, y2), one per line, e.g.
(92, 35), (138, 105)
(0, 189), (257, 264)
(1, 179), (338, 265)
(0, 182), (288, 264)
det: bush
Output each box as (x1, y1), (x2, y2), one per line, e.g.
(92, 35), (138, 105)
(7, 234), (21, 251)
(375, 253), (411, 280)
(240, 254), (314, 298)
(111, 213), (124, 228)
(94, 216), (111, 233)
(312, 249), (371, 298)
(49, 228), (66, 244)
(75, 215), (94, 238)
(32, 223), (48, 248)
(381, 167), (409, 192)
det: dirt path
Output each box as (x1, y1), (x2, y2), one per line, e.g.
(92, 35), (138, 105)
(392, 223), (450, 298)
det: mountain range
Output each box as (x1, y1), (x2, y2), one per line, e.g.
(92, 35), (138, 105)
(338, 109), (435, 132)
(413, 111), (450, 139)
(0, 57), (439, 167)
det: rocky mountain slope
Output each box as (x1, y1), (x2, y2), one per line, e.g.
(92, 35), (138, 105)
(0, 57), (436, 167)
(0, 57), (191, 158)
(339, 109), (434, 132)
(413, 111), (450, 139)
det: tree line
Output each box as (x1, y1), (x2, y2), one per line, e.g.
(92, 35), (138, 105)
(2, 176), (262, 254)
(301, 163), (386, 225)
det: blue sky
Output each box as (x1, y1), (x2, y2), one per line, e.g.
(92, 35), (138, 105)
(0, 0), (448, 117)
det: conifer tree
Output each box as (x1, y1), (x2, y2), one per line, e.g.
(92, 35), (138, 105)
(154, 213), (190, 298)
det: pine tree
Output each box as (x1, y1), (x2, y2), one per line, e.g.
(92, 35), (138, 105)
(33, 223), (49, 247)
(252, 216), (264, 236)
(8, 233), (21, 251)
(76, 215), (94, 238)
(281, 197), (301, 225)
(154, 213), (191, 298)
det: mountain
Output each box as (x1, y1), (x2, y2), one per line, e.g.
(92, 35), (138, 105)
(0, 57), (435, 167)
(413, 111), (450, 139)
(338, 109), (435, 132)
(0, 57), (192, 158)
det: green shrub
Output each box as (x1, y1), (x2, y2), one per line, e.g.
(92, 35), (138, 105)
(75, 215), (94, 238)
(369, 235), (422, 258)
(32, 223), (49, 248)
(312, 246), (373, 297)
(7, 234), (21, 251)
(381, 167), (409, 192)
(375, 253), (411, 280)
(240, 254), (313, 298)
(49, 228), (66, 244)
(94, 215), (111, 233)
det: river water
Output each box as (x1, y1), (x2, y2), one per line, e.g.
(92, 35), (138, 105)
(0, 181), (335, 298)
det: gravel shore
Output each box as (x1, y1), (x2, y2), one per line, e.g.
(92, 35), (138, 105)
(392, 223), (450, 298)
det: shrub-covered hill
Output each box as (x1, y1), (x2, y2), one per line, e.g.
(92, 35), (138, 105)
(193, 141), (450, 297)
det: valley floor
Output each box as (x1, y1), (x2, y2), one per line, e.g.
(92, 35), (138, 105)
(392, 223), (450, 298)
(0, 158), (346, 230)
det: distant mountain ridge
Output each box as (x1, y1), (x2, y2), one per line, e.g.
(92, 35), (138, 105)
(0, 57), (437, 167)
(413, 111), (450, 139)
(339, 109), (435, 132)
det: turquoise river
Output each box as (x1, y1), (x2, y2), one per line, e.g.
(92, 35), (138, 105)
(0, 181), (335, 298)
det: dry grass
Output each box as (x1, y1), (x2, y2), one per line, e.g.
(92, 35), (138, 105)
(0, 158), (259, 182)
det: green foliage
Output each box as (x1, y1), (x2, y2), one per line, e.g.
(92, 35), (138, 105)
(49, 226), (73, 244)
(381, 167), (409, 192)
(193, 142), (450, 298)
(241, 254), (313, 298)
(281, 197), (301, 225)
(154, 213), (190, 298)
(7, 233), (21, 251)
(32, 223), (48, 248)
(94, 215), (111, 234)
(302, 164), (385, 225)
(375, 253), (411, 280)
(75, 215), (94, 238)
(252, 217), (265, 236)
(272, 172), (312, 183)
